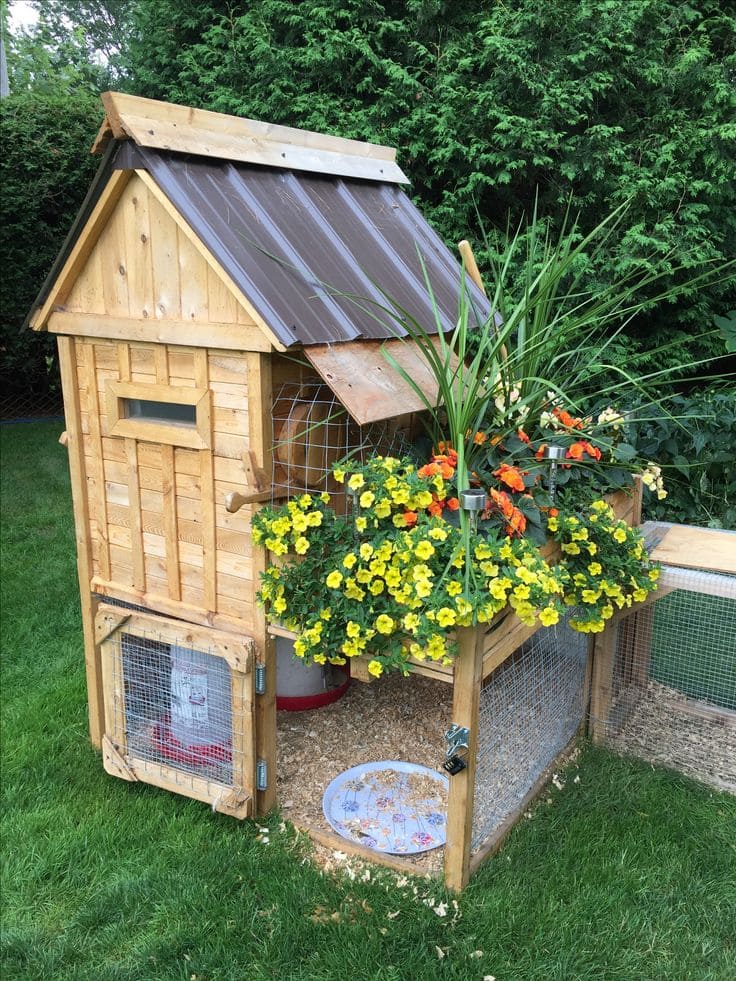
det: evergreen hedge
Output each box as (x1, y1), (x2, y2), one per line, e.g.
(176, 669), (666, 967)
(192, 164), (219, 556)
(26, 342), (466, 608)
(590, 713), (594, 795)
(0, 92), (100, 406)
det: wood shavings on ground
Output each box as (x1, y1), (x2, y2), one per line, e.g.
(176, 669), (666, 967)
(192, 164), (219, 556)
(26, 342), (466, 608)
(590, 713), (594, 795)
(605, 680), (736, 794)
(277, 672), (452, 875)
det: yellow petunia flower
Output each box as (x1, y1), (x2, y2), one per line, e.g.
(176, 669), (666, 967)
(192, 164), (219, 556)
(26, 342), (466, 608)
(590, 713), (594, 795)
(375, 614), (395, 635)
(539, 606), (559, 626)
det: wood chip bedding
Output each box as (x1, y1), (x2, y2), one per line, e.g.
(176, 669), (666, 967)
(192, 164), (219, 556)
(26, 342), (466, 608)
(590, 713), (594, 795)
(277, 673), (453, 874)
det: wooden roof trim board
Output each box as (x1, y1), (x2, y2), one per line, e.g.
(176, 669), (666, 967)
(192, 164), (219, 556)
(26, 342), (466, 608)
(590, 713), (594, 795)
(134, 170), (285, 353)
(95, 92), (410, 184)
(305, 336), (458, 425)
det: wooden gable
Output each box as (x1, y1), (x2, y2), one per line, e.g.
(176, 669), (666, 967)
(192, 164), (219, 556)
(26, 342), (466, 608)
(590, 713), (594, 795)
(31, 170), (283, 353)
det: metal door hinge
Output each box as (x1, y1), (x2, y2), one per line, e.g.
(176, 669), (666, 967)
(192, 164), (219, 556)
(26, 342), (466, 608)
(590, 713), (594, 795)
(256, 759), (268, 791)
(255, 662), (266, 695)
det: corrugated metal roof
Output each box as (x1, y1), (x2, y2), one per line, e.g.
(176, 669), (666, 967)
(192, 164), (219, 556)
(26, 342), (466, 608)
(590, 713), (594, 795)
(117, 143), (492, 349)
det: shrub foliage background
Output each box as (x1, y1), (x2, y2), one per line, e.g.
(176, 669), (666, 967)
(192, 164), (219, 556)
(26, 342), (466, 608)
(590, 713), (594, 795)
(0, 91), (100, 404)
(2, 0), (734, 523)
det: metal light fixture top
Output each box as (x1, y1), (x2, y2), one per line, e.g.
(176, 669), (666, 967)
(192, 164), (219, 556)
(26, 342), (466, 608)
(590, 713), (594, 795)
(460, 489), (487, 512)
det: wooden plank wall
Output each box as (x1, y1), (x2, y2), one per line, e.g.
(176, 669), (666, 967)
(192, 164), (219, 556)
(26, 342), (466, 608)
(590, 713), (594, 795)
(53, 171), (269, 632)
(74, 338), (258, 628)
(64, 172), (255, 333)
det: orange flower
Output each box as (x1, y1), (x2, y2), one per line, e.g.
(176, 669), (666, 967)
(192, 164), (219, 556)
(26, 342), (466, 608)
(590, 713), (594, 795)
(428, 500), (444, 517)
(490, 488), (514, 518)
(473, 430), (488, 445)
(402, 510), (418, 528)
(535, 443), (547, 461)
(435, 443), (458, 466)
(490, 434), (504, 447)
(418, 462), (440, 478)
(446, 497), (460, 511)
(553, 406), (584, 430)
(548, 507), (559, 518)
(506, 507), (527, 536)
(493, 463), (526, 493)
(566, 441), (602, 462)
(517, 428), (531, 444)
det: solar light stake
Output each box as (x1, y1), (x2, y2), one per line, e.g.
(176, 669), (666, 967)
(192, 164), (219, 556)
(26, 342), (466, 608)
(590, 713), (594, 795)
(543, 445), (566, 502)
(460, 488), (487, 531)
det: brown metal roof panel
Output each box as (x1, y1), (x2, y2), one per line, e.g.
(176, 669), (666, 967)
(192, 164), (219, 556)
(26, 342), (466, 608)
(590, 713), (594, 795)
(125, 145), (492, 348)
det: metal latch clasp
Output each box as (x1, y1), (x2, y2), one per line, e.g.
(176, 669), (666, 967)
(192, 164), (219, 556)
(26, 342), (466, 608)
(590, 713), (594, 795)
(443, 724), (470, 776)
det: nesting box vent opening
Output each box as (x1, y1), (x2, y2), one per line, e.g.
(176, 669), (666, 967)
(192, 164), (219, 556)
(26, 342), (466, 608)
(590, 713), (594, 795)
(472, 613), (589, 851)
(591, 566), (736, 793)
(271, 379), (409, 503)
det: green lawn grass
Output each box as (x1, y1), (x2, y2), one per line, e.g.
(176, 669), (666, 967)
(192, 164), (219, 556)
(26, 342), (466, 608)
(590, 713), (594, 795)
(2, 422), (735, 981)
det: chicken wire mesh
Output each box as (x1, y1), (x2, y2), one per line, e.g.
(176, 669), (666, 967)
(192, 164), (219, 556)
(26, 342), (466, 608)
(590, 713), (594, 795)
(110, 630), (247, 791)
(472, 612), (590, 851)
(592, 566), (736, 794)
(271, 379), (409, 505)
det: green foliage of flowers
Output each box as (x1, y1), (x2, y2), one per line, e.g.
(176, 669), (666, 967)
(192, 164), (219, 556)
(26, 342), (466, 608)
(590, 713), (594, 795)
(629, 386), (736, 529)
(253, 457), (659, 675)
(549, 501), (661, 633)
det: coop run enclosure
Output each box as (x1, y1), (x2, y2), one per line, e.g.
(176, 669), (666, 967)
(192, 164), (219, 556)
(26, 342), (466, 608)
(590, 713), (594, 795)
(590, 524), (736, 794)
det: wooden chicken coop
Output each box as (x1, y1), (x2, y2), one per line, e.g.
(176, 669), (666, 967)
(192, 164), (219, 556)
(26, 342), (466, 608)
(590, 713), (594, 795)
(29, 93), (646, 891)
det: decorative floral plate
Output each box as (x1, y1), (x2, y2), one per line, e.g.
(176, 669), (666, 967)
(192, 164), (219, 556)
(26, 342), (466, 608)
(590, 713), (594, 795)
(322, 761), (449, 854)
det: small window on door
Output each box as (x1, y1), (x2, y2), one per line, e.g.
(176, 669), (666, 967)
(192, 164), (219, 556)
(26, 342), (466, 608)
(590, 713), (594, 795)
(106, 381), (211, 448)
(124, 398), (197, 426)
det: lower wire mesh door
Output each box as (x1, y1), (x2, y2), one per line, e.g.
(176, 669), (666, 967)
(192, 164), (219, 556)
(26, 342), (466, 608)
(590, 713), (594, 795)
(96, 605), (257, 817)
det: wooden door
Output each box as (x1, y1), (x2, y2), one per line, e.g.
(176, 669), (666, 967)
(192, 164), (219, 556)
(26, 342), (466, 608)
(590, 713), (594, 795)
(97, 605), (257, 817)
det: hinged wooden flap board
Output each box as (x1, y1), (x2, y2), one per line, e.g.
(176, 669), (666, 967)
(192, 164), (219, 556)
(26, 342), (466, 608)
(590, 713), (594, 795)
(304, 337), (459, 425)
(648, 524), (736, 576)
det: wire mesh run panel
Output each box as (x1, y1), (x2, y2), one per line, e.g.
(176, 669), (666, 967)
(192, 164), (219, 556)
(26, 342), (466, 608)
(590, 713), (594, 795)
(96, 606), (257, 817)
(590, 566), (736, 793)
(271, 379), (409, 505)
(472, 614), (589, 851)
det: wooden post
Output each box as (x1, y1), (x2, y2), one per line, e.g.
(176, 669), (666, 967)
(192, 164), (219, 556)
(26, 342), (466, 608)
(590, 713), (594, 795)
(247, 351), (278, 815)
(589, 623), (619, 743)
(444, 625), (484, 891)
(57, 335), (105, 746)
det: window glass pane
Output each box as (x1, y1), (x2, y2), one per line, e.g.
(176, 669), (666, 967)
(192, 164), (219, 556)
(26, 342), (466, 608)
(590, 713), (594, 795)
(124, 399), (197, 426)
